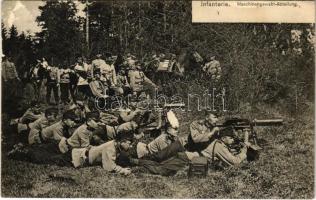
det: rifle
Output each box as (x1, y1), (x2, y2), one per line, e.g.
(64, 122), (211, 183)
(217, 118), (283, 160)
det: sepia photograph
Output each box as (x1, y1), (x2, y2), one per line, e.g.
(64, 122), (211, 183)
(1, 0), (314, 198)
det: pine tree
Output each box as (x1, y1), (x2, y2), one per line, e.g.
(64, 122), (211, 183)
(1, 22), (8, 54)
(36, 0), (83, 66)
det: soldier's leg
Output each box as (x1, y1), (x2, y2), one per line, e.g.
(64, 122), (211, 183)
(60, 83), (69, 103)
(46, 83), (52, 104)
(134, 152), (190, 176)
(52, 83), (59, 104)
(69, 83), (77, 102)
(59, 83), (65, 102)
(143, 140), (185, 162)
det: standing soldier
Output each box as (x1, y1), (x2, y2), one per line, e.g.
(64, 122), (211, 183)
(59, 63), (71, 104)
(29, 59), (45, 101)
(202, 54), (221, 83)
(91, 53), (106, 79)
(127, 57), (157, 99)
(69, 64), (78, 102)
(2, 54), (20, 103)
(45, 64), (60, 105)
(75, 56), (91, 98)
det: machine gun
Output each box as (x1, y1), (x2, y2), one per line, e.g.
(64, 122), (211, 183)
(217, 118), (283, 160)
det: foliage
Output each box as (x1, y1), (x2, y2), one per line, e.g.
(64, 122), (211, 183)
(36, 0), (84, 66)
(1, 24), (37, 77)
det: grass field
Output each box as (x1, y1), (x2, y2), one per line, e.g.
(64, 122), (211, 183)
(1, 102), (314, 198)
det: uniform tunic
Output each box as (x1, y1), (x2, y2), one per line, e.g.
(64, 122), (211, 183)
(92, 59), (117, 86)
(67, 124), (93, 148)
(28, 115), (52, 144)
(41, 121), (70, 142)
(74, 63), (90, 86)
(89, 80), (106, 98)
(59, 69), (71, 84)
(19, 109), (42, 124)
(128, 70), (156, 93)
(2, 60), (19, 81)
(186, 120), (215, 152)
(201, 139), (247, 166)
(136, 133), (173, 158)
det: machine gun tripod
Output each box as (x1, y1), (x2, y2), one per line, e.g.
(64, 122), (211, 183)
(217, 118), (283, 160)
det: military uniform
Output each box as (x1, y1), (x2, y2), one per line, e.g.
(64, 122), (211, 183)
(46, 66), (60, 104)
(136, 133), (173, 158)
(201, 139), (247, 166)
(92, 58), (117, 87)
(41, 121), (70, 143)
(28, 115), (53, 145)
(186, 120), (215, 152)
(71, 140), (131, 175)
(115, 73), (130, 96)
(66, 124), (94, 149)
(92, 121), (137, 143)
(203, 60), (221, 82)
(89, 79), (106, 98)
(30, 64), (44, 101)
(75, 62), (91, 96)
(2, 59), (19, 102)
(59, 68), (71, 103)
(128, 69), (156, 97)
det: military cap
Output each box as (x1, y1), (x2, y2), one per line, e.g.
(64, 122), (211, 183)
(62, 110), (77, 121)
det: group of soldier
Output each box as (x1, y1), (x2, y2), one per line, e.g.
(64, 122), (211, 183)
(2, 51), (222, 106)
(26, 53), (159, 105)
(3, 52), (248, 176)
(6, 101), (250, 176)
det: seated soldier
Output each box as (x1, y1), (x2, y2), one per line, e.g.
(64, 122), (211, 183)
(127, 58), (157, 99)
(71, 134), (133, 175)
(28, 107), (59, 145)
(89, 69), (107, 98)
(115, 68), (131, 96)
(59, 111), (100, 153)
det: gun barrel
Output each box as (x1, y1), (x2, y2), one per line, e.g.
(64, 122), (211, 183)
(252, 119), (283, 126)
(163, 103), (185, 108)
